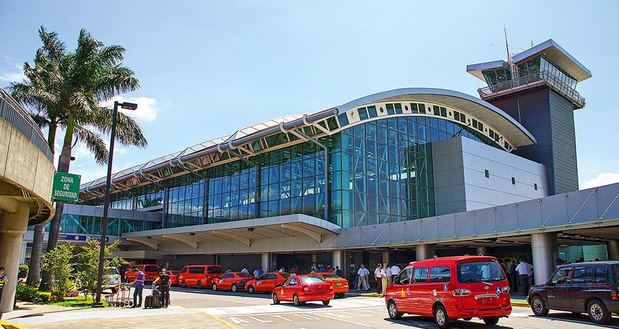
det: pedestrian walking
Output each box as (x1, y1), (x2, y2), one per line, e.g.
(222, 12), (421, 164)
(357, 264), (368, 290)
(131, 268), (145, 308)
(515, 259), (531, 295)
(0, 266), (7, 320)
(381, 264), (389, 296)
(390, 264), (401, 283)
(153, 268), (170, 308)
(335, 266), (343, 277)
(374, 264), (382, 294)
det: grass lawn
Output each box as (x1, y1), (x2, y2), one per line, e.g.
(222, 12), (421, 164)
(48, 296), (109, 308)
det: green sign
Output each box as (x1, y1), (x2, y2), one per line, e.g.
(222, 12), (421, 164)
(52, 172), (81, 202)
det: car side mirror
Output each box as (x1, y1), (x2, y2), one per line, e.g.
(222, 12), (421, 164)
(546, 281), (555, 286)
(393, 277), (400, 285)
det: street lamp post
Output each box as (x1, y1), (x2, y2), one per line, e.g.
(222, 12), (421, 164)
(94, 101), (137, 307)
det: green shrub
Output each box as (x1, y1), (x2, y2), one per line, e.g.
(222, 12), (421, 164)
(16, 284), (39, 302)
(37, 291), (51, 302)
(19, 264), (29, 279)
(42, 244), (75, 301)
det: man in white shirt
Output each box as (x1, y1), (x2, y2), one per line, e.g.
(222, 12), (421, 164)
(374, 264), (382, 294)
(515, 259), (530, 295)
(241, 267), (249, 274)
(390, 264), (401, 283)
(357, 264), (368, 290)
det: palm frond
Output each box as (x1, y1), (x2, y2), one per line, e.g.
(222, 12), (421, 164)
(73, 125), (108, 165)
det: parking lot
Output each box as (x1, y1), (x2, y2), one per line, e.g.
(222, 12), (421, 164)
(6, 287), (619, 329)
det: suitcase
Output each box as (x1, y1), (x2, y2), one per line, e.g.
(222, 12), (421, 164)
(144, 295), (153, 308)
(152, 289), (161, 308)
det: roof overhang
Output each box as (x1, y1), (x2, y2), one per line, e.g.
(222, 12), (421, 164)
(466, 60), (510, 81)
(121, 214), (341, 250)
(513, 39), (591, 82)
(336, 88), (536, 147)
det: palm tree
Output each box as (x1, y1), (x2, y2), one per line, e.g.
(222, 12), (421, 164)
(11, 27), (148, 289)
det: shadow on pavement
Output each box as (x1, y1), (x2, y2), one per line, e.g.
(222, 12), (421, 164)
(385, 315), (514, 328)
(535, 312), (619, 328)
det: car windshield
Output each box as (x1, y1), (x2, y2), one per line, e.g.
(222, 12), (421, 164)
(280, 272), (290, 278)
(145, 266), (158, 272)
(457, 261), (505, 283)
(301, 276), (325, 284)
(322, 274), (339, 279)
(170, 270), (179, 275)
(237, 272), (252, 278)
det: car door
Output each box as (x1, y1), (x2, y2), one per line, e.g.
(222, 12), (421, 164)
(410, 267), (430, 315)
(392, 267), (413, 313)
(281, 277), (295, 300)
(546, 267), (572, 310)
(264, 274), (278, 291)
(568, 266), (589, 311)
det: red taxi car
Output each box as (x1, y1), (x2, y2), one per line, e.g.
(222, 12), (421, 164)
(245, 272), (290, 294)
(385, 256), (511, 328)
(169, 270), (180, 286)
(178, 265), (223, 289)
(272, 275), (334, 306)
(212, 272), (253, 292)
(307, 273), (349, 298)
(124, 264), (159, 283)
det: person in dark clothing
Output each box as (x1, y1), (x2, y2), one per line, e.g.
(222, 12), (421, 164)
(509, 260), (518, 292)
(335, 266), (343, 277)
(154, 268), (170, 308)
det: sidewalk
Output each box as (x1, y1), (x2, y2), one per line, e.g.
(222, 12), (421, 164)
(3, 302), (229, 329)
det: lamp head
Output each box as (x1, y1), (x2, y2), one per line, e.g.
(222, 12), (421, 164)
(120, 102), (138, 110)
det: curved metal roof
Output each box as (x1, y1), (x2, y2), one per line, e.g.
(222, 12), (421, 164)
(336, 87), (536, 147)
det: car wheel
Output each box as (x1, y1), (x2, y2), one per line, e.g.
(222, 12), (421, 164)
(434, 305), (451, 329)
(247, 285), (254, 294)
(272, 293), (280, 304)
(530, 295), (549, 316)
(387, 300), (402, 320)
(322, 299), (330, 306)
(231, 284), (237, 292)
(212, 283), (217, 291)
(196, 280), (202, 289)
(587, 299), (610, 324)
(293, 294), (301, 306)
(482, 317), (499, 325)
(181, 281), (186, 288)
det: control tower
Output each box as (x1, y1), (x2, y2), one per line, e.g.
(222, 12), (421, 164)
(467, 39), (591, 195)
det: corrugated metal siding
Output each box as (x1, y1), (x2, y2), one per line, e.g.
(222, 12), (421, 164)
(549, 90), (579, 193)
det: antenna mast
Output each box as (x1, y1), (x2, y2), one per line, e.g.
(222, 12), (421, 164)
(504, 26), (511, 63)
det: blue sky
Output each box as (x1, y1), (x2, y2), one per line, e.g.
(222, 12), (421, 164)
(1, 1), (618, 188)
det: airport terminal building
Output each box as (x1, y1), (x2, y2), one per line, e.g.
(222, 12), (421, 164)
(26, 39), (619, 285)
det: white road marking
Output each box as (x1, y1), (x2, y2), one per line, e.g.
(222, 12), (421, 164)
(270, 314), (292, 321)
(295, 313), (321, 320)
(317, 313), (372, 327)
(229, 317), (250, 324)
(248, 315), (273, 323)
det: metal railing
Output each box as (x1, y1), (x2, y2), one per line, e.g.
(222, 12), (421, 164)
(478, 71), (585, 107)
(0, 88), (53, 161)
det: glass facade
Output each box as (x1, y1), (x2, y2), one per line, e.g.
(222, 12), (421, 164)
(517, 56), (577, 89)
(76, 111), (498, 233)
(27, 214), (161, 235)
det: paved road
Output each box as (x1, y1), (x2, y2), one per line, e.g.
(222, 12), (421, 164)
(7, 287), (619, 329)
(167, 287), (618, 329)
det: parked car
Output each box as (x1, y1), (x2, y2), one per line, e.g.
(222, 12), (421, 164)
(245, 272), (290, 293)
(212, 272), (253, 292)
(178, 265), (223, 289)
(124, 264), (159, 283)
(169, 270), (180, 286)
(307, 272), (349, 298)
(272, 275), (334, 306)
(385, 256), (511, 329)
(104, 267), (122, 293)
(528, 261), (619, 324)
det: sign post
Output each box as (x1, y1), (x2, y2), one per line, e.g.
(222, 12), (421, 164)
(52, 172), (81, 202)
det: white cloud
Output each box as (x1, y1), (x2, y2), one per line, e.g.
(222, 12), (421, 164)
(582, 172), (619, 189)
(101, 96), (160, 122)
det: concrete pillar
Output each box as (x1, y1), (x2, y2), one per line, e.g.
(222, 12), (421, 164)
(311, 253), (317, 267)
(476, 247), (488, 256)
(531, 233), (557, 285)
(332, 250), (343, 273)
(607, 240), (619, 261)
(261, 252), (271, 272)
(416, 244), (436, 261)
(382, 251), (391, 264)
(0, 204), (30, 313)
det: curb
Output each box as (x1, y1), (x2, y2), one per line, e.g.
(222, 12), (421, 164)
(0, 320), (30, 329)
(360, 293), (383, 297)
(511, 301), (529, 307)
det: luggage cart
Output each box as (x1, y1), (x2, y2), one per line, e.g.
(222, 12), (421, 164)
(105, 283), (134, 307)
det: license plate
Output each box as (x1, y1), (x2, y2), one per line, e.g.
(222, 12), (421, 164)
(336, 282), (341, 287)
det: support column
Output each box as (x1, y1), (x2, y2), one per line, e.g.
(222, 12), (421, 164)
(311, 253), (317, 267)
(261, 252), (271, 272)
(607, 240), (619, 261)
(531, 233), (557, 285)
(332, 250), (343, 273)
(381, 251), (390, 265)
(476, 247), (488, 256)
(0, 204), (30, 313)
(416, 244), (435, 261)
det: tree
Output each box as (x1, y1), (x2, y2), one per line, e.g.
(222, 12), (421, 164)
(76, 240), (123, 301)
(11, 26), (148, 290)
(41, 243), (74, 301)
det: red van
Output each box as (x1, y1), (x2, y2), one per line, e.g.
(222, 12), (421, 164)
(178, 265), (223, 289)
(385, 256), (511, 328)
(124, 264), (159, 283)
